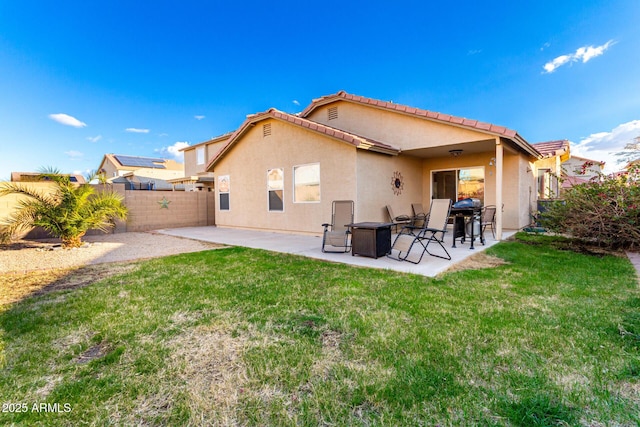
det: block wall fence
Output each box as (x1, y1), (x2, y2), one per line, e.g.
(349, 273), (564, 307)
(0, 182), (216, 239)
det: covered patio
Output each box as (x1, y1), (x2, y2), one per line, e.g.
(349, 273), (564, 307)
(157, 225), (516, 277)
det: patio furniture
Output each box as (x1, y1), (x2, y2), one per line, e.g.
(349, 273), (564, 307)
(411, 203), (428, 227)
(480, 205), (497, 239)
(347, 222), (394, 258)
(321, 200), (354, 253)
(387, 198), (452, 263)
(385, 205), (412, 233)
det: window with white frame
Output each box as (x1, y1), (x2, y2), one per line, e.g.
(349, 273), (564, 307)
(196, 147), (205, 165)
(218, 175), (230, 210)
(293, 163), (320, 203)
(267, 168), (284, 211)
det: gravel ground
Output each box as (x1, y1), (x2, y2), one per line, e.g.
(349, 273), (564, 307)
(0, 231), (222, 274)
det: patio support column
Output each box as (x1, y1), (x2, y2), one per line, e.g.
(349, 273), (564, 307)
(495, 138), (503, 240)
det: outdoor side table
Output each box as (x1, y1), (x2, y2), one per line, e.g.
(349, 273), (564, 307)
(347, 222), (393, 258)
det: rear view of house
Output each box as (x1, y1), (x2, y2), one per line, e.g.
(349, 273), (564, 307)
(185, 91), (566, 239)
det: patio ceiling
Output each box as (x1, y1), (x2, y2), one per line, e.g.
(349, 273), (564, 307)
(400, 138), (499, 159)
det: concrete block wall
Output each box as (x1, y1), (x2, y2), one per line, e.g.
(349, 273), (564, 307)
(123, 190), (215, 232)
(0, 181), (216, 239)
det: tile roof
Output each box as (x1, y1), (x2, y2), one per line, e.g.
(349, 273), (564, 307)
(183, 132), (235, 151)
(206, 109), (400, 171)
(301, 90), (522, 139)
(531, 140), (570, 157)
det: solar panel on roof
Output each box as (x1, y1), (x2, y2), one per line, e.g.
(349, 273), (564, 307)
(114, 155), (166, 169)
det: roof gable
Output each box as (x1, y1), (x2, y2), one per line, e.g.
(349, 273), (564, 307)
(206, 109), (400, 171)
(302, 91), (515, 137)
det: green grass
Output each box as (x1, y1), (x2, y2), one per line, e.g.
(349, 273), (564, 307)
(1, 235), (639, 425)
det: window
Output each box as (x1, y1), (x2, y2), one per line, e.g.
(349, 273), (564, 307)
(537, 169), (559, 199)
(267, 168), (284, 211)
(294, 163), (320, 203)
(196, 147), (205, 165)
(218, 175), (230, 210)
(432, 167), (485, 204)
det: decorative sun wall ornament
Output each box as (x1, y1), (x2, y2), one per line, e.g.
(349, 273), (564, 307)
(391, 171), (404, 196)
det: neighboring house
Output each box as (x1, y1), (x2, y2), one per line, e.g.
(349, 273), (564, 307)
(530, 140), (570, 199)
(188, 91), (567, 240)
(11, 171), (86, 183)
(169, 132), (233, 191)
(97, 154), (184, 190)
(561, 155), (605, 190)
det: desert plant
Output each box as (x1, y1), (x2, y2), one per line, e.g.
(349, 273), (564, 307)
(0, 167), (127, 248)
(540, 166), (640, 249)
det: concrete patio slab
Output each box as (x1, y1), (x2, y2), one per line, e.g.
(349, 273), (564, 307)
(157, 226), (516, 277)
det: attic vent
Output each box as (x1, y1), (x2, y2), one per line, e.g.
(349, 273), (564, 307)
(327, 106), (338, 120)
(263, 123), (272, 137)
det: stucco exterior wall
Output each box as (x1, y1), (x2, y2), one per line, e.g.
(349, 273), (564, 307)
(562, 156), (602, 179)
(211, 119), (358, 235)
(184, 140), (227, 176)
(356, 151), (423, 222)
(306, 101), (493, 150)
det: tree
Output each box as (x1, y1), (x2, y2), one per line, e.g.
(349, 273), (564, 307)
(0, 168), (128, 248)
(540, 166), (640, 250)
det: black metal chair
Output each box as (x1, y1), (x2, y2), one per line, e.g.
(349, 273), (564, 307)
(481, 205), (497, 240)
(411, 203), (428, 227)
(321, 200), (354, 253)
(387, 199), (452, 264)
(385, 205), (412, 233)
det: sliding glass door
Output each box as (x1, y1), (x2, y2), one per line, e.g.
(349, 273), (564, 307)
(432, 167), (484, 203)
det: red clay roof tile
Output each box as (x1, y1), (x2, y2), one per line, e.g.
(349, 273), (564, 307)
(205, 109), (400, 171)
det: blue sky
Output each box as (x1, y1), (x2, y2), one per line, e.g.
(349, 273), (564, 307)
(1, 0), (639, 179)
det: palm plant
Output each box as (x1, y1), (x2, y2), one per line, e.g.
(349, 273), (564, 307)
(0, 168), (127, 248)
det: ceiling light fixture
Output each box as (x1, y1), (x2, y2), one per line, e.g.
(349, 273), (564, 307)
(449, 149), (463, 157)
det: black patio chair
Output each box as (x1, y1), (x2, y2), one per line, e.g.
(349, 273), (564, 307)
(387, 199), (452, 264)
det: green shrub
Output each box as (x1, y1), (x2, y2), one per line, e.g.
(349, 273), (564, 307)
(540, 167), (640, 250)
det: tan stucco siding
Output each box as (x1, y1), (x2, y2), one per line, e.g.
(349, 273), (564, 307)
(212, 119), (358, 234)
(420, 152), (532, 229)
(184, 140), (227, 176)
(356, 152), (423, 222)
(306, 101), (494, 151)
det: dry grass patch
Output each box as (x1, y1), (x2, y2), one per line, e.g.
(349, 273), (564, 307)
(0, 263), (139, 306)
(167, 323), (251, 424)
(444, 252), (509, 273)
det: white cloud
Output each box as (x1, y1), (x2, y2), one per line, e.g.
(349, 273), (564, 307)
(570, 119), (640, 173)
(49, 113), (87, 128)
(87, 135), (102, 143)
(194, 115), (206, 120)
(156, 141), (190, 160)
(543, 40), (614, 73)
(65, 150), (84, 158)
(125, 128), (150, 133)
(292, 100), (301, 106)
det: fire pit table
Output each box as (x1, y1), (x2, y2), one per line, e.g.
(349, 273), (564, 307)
(346, 222), (394, 258)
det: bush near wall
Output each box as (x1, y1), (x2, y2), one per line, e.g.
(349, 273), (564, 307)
(540, 168), (640, 250)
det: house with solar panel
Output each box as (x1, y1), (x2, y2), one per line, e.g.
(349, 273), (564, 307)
(98, 154), (184, 190)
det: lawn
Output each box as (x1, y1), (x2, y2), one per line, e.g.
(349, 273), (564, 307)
(1, 234), (639, 425)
